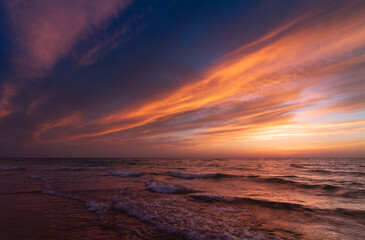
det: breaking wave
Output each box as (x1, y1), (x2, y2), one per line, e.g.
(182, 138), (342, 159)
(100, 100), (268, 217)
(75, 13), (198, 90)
(86, 201), (109, 216)
(308, 169), (365, 176)
(186, 192), (308, 212)
(29, 173), (52, 192)
(257, 177), (339, 191)
(29, 173), (83, 201)
(145, 179), (196, 194)
(113, 190), (281, 240)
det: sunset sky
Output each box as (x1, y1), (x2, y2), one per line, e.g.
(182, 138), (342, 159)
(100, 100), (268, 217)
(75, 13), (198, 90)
(0, 0), (365, 157)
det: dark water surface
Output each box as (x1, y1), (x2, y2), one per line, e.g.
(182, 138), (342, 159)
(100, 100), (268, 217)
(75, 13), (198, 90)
(0, 158), (364, 239)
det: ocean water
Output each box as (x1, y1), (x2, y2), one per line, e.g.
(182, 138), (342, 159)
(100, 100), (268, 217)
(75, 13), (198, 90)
(0, 158), (364, 239)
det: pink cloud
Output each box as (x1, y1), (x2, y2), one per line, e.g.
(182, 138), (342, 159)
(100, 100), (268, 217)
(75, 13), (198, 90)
(5, 0), (131, 75)
(0, 0), (131, 119)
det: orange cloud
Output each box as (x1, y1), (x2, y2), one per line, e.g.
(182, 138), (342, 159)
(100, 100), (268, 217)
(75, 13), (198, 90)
(36, 2), (365, 156)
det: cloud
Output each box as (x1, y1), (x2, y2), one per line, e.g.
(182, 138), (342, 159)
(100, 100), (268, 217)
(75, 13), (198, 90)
(0, 0), (132, 119)
(1, 1), (365, 157)
(34, 1), (365, 148)
(5, 0), (131, 72)
(0, 82), (16, 118)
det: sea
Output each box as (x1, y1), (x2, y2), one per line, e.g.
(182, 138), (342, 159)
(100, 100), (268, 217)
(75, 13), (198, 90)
(0, 158), (364, 240)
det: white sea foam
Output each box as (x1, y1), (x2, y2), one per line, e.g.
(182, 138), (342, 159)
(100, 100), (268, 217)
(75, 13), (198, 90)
(42, 190), (57, 195)
(29, 173), (44, 180)
(113, 190), (281, 240)
(29, 174), (58, 196)
(30, 173), (52, 191)
(86, 201), (109, 216)
(29, 173), (83, 201)
(41, 190), (83, 202)
(111, 171), (144, 177)
(145, 179), (193, 194)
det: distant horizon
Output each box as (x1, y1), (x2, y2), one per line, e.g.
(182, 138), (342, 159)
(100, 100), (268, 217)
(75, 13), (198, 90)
(1, 155), (364, 159)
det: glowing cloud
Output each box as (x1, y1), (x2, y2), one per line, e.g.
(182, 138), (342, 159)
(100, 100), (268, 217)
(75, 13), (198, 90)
(1, 1), (365, 157)
(36, 2), (365, 157)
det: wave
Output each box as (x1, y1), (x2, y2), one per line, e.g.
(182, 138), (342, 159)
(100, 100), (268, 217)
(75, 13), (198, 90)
(349, 171), (365, 176)
(25, 167), (88, 172)
(0, 190), (42, 195)
(171, 172), (237, 179)
(308, 169), (365, 176)
(340, 190), (365, 198)
(113, 192), (281, 240)
(29, 173), (84, 201)
(237, 197), (309, 211)
(29, 176), (59, 196)
(29, 172), (49, 188)
(261, 177), (297, 184)
(0, 166), (26, 171)
(307, 169), (332, 174)
(189, 193), (237, 203)
(247, 175), (259, 178)
(333, 208), (365, 219)
(290, 164), (306, 169)
(290, 163), (324, 169)
(29, 172), (110, 218)
(86, 201), (109, 216)
(257, 177), (339, 191)
(186, 192), (307, 212)
(25, 167), (110, 172)
(111, 171), (144, 177)
(281, 175), (297, 178)
(189, 193), (364, 219)
(51, 167), (86, 171)
(145, 179), (196, 194)
(320, 184), (339, 191)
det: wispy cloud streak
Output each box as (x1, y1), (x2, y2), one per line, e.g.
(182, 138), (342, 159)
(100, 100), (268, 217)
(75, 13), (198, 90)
(5, 0), (131, 72)
(0, 0), (131, 119)
(35, 1), (365, 157)
(1, 1), (365, 157)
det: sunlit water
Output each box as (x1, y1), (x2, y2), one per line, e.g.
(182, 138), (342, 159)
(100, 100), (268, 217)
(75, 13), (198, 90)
(0, 158), (364, 239)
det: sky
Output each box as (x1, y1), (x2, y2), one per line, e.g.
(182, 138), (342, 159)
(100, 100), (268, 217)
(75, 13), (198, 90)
(0, 0), (365, 158)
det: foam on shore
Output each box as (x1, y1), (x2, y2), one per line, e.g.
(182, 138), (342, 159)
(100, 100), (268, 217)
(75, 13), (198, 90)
(145, 179), (194, 194)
